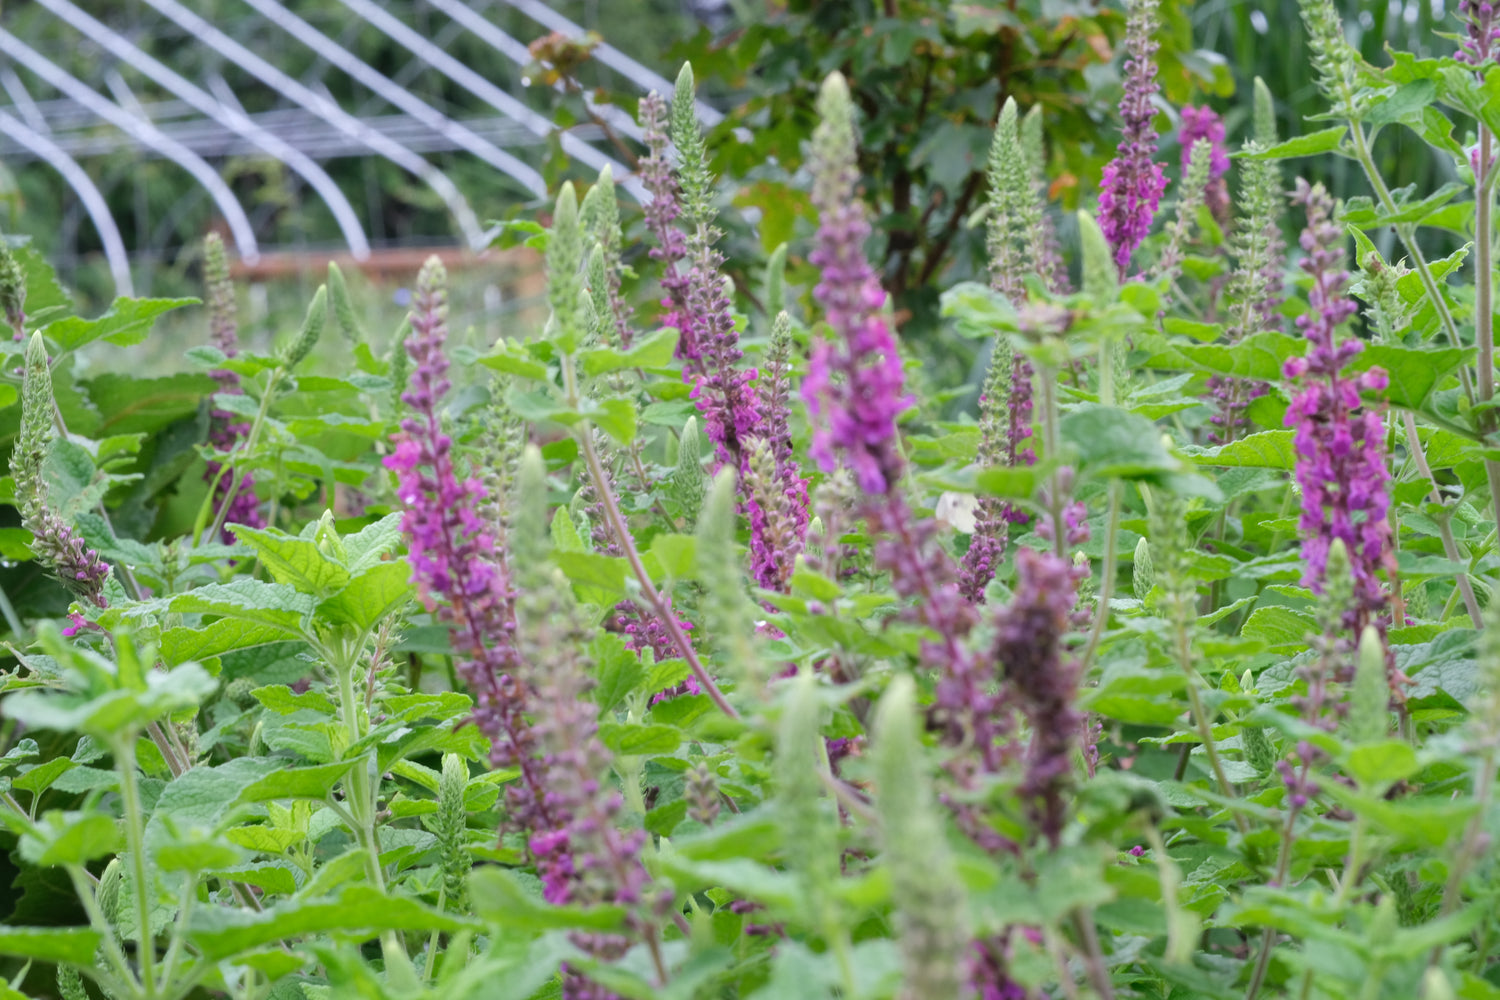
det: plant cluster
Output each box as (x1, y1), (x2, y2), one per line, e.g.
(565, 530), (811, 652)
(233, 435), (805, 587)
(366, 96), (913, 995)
(2, 3), (1500, 999)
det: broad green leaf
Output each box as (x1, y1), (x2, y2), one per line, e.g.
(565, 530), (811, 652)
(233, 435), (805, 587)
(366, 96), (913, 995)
(597, 723), (682, 756)
(469, 867), (627, 932)
(143, 758), (284, 849)
(592, 633), (644, 713)
(0, 927), (101, 965)
(1243, 126), (1347, 160)
(1353, 344), (1470, 411)
(555, 551), (628, 603)
(1343, 741), (1420, 787)
(19, 811), (120, 866)
(231, 524), (351, 595)
(237, 762), (356, 803)
(1241, 607), (1316, 650)
(45, 297), (198, 350)
(11, 757), (74, 796)
(579, 327), (680, 376)
(161, 618), (294, 663)
(169, 581), (315, 637)
(252, 685), (337, 716)
(649, 533), (697, 579)
(1173, 332), (1305, 381)
(3, 663), (217, 740)
(1191, 431), (1296, 469)
(343, 513), (405, 574)
(318, 560), (413, 630)
(188, 886), (479, 961)
(86, 372), (217, 436)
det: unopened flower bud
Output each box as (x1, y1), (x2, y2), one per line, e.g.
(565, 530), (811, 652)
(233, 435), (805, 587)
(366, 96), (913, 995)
(281, 284), (327, 370)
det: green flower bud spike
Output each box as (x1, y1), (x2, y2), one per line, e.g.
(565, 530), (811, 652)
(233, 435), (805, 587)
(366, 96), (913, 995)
(327, 260), (366, 343)
(1347, 625), (1390, 745)
(1133, 536), (1154, 602)
(669, 416), (707, 527)
(0, 234), (26, 340)
(281, 284), (327, 370)
(1079, 209), (1119, 302)
(873, 675), (970, 1000)
(546, 182), (586, 352)
(671, 62), (713, 228)
(435, 753), (472, 912)
(763, 242), (788, 323)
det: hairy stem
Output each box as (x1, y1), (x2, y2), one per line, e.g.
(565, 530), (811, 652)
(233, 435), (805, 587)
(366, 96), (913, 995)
(114, 737), (158, 998)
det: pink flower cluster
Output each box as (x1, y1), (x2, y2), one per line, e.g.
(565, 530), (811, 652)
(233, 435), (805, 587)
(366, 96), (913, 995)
(1098, 0), (1168, 276)
(1281, 180), (1393, 626)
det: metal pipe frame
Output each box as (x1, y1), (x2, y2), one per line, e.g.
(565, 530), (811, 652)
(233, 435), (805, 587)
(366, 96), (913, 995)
(417, 0), (644, 144)
(0, 106), (134, 295)
(137, 0), (489, 250)
(231, 0), (548, 200)
(34, 0), (373, 260)
(495, 0), (724, 126)
(335, 0), (645, 202)
(0, 26), (261, 264)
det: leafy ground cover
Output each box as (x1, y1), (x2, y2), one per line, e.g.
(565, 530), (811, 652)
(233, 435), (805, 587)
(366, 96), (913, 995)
(2, 1), (1500, 998)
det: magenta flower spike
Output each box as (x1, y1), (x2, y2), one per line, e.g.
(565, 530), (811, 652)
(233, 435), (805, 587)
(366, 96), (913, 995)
(1459, 0), (1500, 65)
(202, 234), (264, 538)
(639, 92), (699, 368)
(1098, 0), (1168, 276)
(384, 257), (556, 834)
(1281, 180), (1394, 629)
(803, 72), (911, 496)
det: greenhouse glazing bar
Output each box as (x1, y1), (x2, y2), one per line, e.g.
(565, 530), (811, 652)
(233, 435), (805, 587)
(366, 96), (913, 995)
(232, 0), (547, 197)
(135, 0), (488, 249)
(0, 107), (134, 295)
(34, 0), (374, 261)
(0, 26), (261, 263)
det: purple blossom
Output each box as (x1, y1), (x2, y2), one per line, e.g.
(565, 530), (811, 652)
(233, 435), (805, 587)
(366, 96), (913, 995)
(1098, 0), (1168, 276)
(384, 257), (556, 835)
(992, 546), (1087, 845)
(684, 244), (762, 471)
(747, 320), (810, 591)
(612, 599), (701, 703)
(1282, 180), (1393, 628)
(1178, 105), (1230, 224)
(202, 234), (263, 539)
(959, 353), (1034, 603)
(639, 93), (697, 366)
(803, 74), (912, 496)
(1459, 0), (1500, 65)
(28, 508), (110, 608)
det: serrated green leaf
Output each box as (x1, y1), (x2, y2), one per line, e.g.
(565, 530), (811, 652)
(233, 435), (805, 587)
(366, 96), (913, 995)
(0, 927), (101, 965)
(597, 723), (682, 756)
(579, 327), (680, 376)
(237, 762), (356, 803)
(230, 525), (351, 596)
(318, 560), (413, 630)
(45, 297), (197, 351)
(1191, 430), (1296, 469)
(1243, 126), (1347, 160)
(169, 581), (314, 637)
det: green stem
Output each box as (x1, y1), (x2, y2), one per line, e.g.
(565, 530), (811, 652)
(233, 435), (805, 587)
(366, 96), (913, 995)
(1080, 482), (1122, 673)
(157, 871), (198, 995)
(1402, 412), (1483, 626)
(1246, 796), (1303, 1000)
(1429, 745), (1497, 970)
(1334, 816), (1367, 909)
(65, 864), (136, 996)
(114, 738), (159, 998)
(199, 369), (283, 547)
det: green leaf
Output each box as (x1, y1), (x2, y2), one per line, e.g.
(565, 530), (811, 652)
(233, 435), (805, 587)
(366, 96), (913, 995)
(0, 927), (101, 965)
(169, 581), (315, 637)
(1243, 126), (1347, 160)
(160, 618), (294, 663)
(479, 343), (549, 380)
(551, 507), (587, 554)
(318, 561), (413, 630)
(144, 758), (284, 848)
(579, 327), (681, 376)
(236, 762), (356, 803)
(592, 633), (644, 713)
(1354, 344), (1470, 411)
(252, 685), (337, 716)
(231, 524), (351, 596)
(649, 533), (697, 579)
(468, 867), (627, 932)
(555, 551), (628, 603)
(86, 372), (217, 436)
(1343, 741), (1420, 787)
(343, 513), (405, 574)
(19, 811), (120, 866)
(597, 723), (682, 756)
(188, 886), (479, 961)
(1190, 430), (1296, 469)
(1060, 405), (1208, 492)
(45, 297), (197, 350)
(11, 757), (74, 796)
(1173, 332), (1305, 381)
(1241, 607), (1317, 650)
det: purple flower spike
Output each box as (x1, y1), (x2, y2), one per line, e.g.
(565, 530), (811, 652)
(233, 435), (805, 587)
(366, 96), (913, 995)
(1282, 180), (1393, 629)
(1459, 0), (1500, 65)
(639, 93), (698, 367)
(803, 72), (912, 496)
(385, 257), (556, 836)
(1098, 0), (1168, 276)
(202, 233), (263, 540)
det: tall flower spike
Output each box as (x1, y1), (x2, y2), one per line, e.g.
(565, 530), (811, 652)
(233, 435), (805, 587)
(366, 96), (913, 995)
(16, 334), (110, 607)
(959, 338), (1022, 604)
(803, 71), (911, 495)
(873, 677), (973, 1000)
(639, 92), (696, 364)
(1282, 180), (1393, 632)
(1021, 106), (1070, 294)
(1177, 106), (1230, 225)
(384, 258), (554, 838)
(748, 311), (810, 591)
(1153, 138), (1213, 287)
(580, 166), (633, 347)
(1097, 0), (1167, 277)
(203, 234), (264, 537)
(1459, 0), (1500, 66)
(985, 98), (1046, 302)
